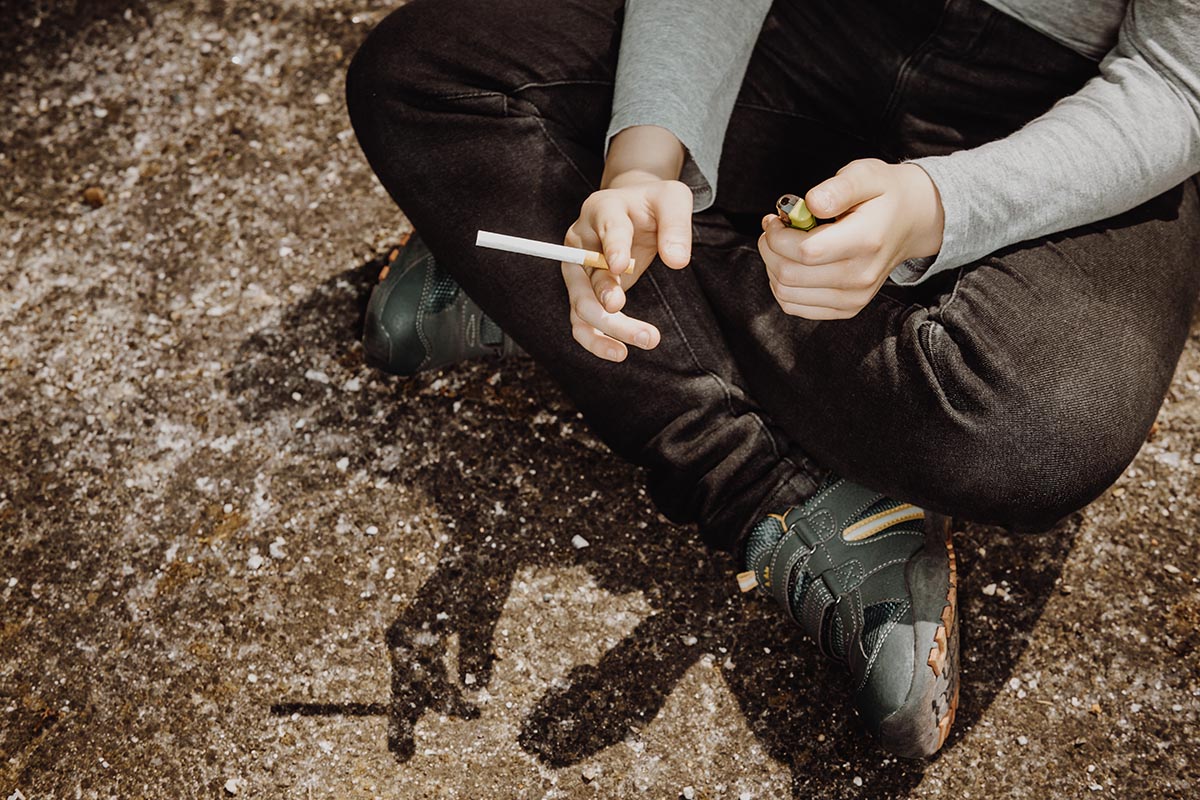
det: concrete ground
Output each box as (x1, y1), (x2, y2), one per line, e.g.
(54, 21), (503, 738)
(2, 1), (1198, 797)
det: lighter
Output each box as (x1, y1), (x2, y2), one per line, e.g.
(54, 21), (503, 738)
(775, 193), (818, 231)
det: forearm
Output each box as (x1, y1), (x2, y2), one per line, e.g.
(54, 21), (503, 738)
(605, 0), (773, 210)
(895, 0), (1200, 285)
(600, 125), (686, 189)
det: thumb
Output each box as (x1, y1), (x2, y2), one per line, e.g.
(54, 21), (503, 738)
(651, 182), (693, 269)
(806, 159), (886, 219)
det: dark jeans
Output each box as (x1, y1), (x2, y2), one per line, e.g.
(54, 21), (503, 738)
(346, 0), (1200, 554)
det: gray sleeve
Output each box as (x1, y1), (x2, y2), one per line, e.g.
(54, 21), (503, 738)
(604, 0), (774, 212)
(893, 0), (1200, 285)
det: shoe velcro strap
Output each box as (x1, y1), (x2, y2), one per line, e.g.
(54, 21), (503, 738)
(764, 529), (815, 617)
(810, 559), (865, 653)
(798, 571), (836, 639)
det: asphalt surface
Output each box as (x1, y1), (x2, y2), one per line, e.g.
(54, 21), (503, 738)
(2, 1), (1198, 797)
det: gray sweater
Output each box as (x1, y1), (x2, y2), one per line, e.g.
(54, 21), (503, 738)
(605, 0), (1200, 285)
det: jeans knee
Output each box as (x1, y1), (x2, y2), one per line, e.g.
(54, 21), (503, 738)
(346, 1), (457, 123)
(931, 402), (1145, 532)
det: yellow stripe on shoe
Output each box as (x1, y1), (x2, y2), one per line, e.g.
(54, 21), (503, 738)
(841, 504), (925, 542)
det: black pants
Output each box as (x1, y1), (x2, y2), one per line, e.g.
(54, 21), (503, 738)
(346, 0), (1200, 553)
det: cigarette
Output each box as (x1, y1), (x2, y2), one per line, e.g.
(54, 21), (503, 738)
(476, 230), (635, 274)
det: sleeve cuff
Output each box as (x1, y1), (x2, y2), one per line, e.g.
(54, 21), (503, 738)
(888, 155), (977, 286)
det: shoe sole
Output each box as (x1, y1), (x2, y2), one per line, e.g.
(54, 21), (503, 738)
(875, 512), (960, 758)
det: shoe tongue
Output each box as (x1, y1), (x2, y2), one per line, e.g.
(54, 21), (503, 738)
(742, 516), (786, 572)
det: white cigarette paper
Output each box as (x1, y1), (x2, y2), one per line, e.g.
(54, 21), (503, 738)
(476, 230), (634, 274)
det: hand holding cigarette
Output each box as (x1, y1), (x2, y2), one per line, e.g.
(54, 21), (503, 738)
(475, 175), (694, 364)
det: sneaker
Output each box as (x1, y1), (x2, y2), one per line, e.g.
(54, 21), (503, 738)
(737, 477), (959, 758)
(363, 231), (523, 376)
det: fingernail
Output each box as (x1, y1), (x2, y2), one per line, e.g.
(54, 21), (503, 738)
(600, 290), (612, 307)
(635, 331), (650, 348)
(665, 244), (688, 261)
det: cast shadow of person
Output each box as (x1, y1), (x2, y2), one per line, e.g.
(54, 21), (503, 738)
(242, 254), (1079, 798)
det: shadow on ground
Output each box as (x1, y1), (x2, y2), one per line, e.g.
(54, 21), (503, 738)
(235, 255), (1079, 797)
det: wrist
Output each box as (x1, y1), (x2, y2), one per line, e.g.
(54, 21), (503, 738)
(899, 163), (945, 259)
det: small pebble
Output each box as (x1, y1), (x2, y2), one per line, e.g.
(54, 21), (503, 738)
(682, 787), (695, 800)
(464, 673), (476, 685)
(852, 777), (863, 787)
(1164, 564), (1181, 575)
(335, 457), (349, 472)
(314, 92), (332, 105)
(1017, 735), (1029, 746)
(247, 673), (257, 683)
(571, 534), (590, 549)
(365, 525), (379, 536)
(269, 538), (287, 560)
(247, 553), (264, 570)
(223, 778), (241, 795)
(982, 583), (997, 596)
(83, 186), (106, 208)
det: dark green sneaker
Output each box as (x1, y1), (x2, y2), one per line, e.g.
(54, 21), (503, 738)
(737, 477), (959, 758)
(363, 231), (524, 376)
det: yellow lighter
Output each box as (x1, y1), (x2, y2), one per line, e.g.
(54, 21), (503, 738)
(776, 193), (818, 231)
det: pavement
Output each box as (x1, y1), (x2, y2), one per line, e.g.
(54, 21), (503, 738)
(2, 1), (1198, 797)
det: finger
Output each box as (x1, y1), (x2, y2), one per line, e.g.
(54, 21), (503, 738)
(776, 301), (860, 320)
(790, 211), (885, 266)
(563, 221), (594, 250)
(759, 228), (879, 292)
(571, 319), (629, 362)
(806, 158), (887, 219)
(594, 203), (636, 275)
(768, 280), (871, 312)
(761, 214), (818, 263)
(651, 181), (693, 269)
(563, 262), (660, 349)
(590, 267), (625, 314)
(562, 263), (626, 360)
